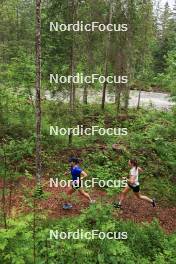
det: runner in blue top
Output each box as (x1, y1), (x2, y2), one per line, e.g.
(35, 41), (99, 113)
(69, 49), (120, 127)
(63, 157), (95, 209)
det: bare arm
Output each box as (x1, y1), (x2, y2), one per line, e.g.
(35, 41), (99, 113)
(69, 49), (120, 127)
(80, 171), (87, 180)
(138, 167), (143, 173)
(64, 170), (70, 176)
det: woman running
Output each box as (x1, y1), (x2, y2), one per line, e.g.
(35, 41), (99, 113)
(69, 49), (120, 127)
(63, 157), (95, 209)
(114, 159), (156, 208)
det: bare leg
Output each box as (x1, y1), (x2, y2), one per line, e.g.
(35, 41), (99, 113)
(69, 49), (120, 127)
(78, 189), (92, 201)
(119, 186), (131, 205)
(65, 187), (75, 204)
(134, 192), (153, 203)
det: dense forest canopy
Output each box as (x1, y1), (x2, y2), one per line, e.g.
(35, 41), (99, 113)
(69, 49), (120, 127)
(0, 0), (176, 99)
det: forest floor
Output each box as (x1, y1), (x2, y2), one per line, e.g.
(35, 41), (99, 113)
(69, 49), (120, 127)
(2, 176), (176, 234)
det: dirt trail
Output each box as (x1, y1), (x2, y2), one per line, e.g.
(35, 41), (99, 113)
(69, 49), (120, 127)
(119, 198), (176, 234)
(2, 177), (176, 234)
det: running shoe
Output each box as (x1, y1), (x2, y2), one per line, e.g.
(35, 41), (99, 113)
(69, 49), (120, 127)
(152, 199), (156, 207)
(113, 202), (121, 209)
(63, 203), (73, 209)
(90, 199), (96, 204)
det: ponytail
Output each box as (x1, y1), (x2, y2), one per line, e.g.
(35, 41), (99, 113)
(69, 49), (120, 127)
(130, 159), (138, 169)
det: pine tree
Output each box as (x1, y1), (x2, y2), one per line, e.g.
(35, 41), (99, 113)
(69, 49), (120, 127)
(35, 0), (42, 186)
(101, 0), (114, 110)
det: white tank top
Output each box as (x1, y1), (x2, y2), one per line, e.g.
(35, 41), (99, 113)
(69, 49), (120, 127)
(130, 167), (139, 186)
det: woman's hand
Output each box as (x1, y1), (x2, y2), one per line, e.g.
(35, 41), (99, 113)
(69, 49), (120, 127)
(64, 171), (69, 176)
(128, 176), (135, 185)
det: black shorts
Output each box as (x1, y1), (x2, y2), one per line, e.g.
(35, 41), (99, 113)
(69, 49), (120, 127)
(71, 180), (81, 190)
(128, 183), (140, 193)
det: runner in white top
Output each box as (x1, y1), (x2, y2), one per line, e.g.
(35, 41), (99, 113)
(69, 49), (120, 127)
(114, 159), (156, 208)
(130, 166), (139, 187)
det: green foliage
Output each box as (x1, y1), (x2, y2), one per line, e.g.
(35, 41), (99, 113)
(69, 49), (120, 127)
(0, 206), (175, 264)
(154, 50), (176, 97)
(1, 1), (176, 263)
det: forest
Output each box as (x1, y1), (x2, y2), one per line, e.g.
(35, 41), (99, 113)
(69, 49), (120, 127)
(0, 0), (176, 263)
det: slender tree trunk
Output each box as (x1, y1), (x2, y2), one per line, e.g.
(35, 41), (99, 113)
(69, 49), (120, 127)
(83, 85), (88, 104)
(70, 42), (74, 111)
(69, 0), (76, 145)
(35, 0), (42, 185)
(84, 32), (93, 106)
(8, 181), (12, 216)
(101, 56), (108, 111)
(69, 0), (76, 111)
(101, 1), (113, 110)
(115, 83), (121, 113)
(123, 0), (134, 113)
(115, 30), (124, 114)
(137, 1), (147, 110)
(124, 30), (132, 112)
(124, 65), (130, 111)
(45, 239), (49, 264)
(33, 198), (36, 264)
(2, 145), (7, 229)
(69, 43), (74, 145)
(137, 89), (141, 109)
(16, 5), (19, 42)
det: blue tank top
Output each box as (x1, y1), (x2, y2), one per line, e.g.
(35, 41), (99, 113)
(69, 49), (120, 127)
(70, 166), (82, 181)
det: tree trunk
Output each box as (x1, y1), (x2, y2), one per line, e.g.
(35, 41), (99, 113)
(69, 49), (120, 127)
(123, 0), (134, 112)
(69, 0), (76, 145)
(33, 198), (36, 264)
(115, 83), (121, 113)
(137, 89), (141, 109)
(137, 1), (147, 110)
(35, 0), (42, 185)
(101, 1), (113, 110)
(83, 85), (88, 104)
(2, 145), (7, 229)
(16, 5), (19, 42)
(70, 42), (74, 111)
(84, 32), (93, 106)
(69, 38), (74, 146)
(115, 30), (124, 114)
